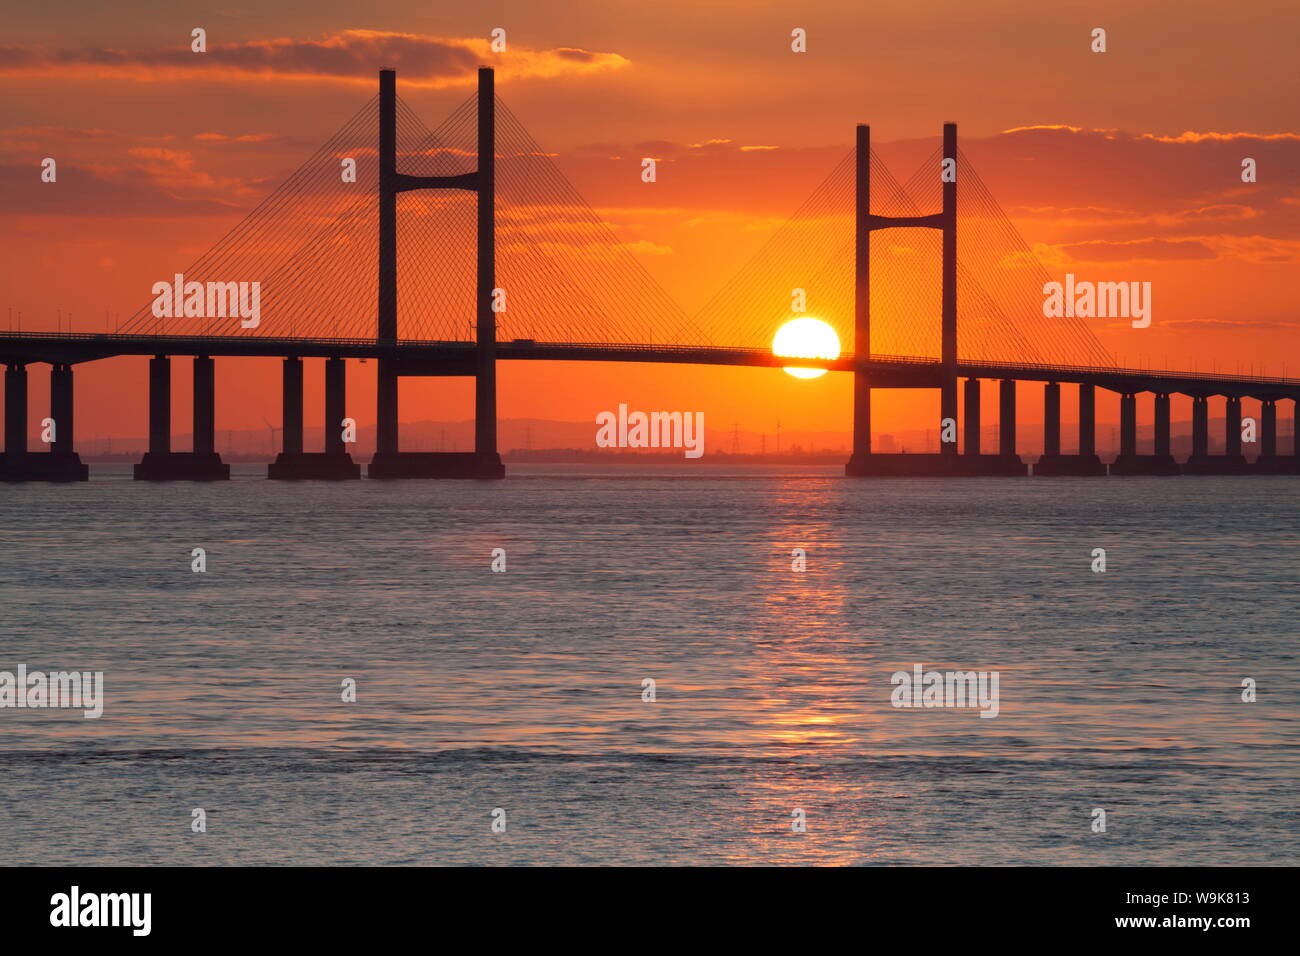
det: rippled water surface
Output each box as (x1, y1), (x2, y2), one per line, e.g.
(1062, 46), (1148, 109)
(1, 465), (1296, 864)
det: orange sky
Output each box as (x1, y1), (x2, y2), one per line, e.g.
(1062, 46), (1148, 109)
(2, 0), (1298, 445)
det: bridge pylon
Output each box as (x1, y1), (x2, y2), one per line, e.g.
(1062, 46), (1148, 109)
(367, 67), (505, 479)
(845, 123), (1025, 477)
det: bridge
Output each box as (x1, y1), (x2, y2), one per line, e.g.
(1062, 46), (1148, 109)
(2, 68), (1296, 481)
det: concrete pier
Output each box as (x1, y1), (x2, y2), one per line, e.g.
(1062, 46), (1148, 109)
(368, 451), (507, 479)
(3, 362), (24, 462)
(134, 355), (230, 480)
(963, 378), (980, 456)
(1035, 381), (1105, 475)
(841, 453), (1027, 477)
(1111, 390), (1180, 475)
(999, 379), (1016, 457)
(1, 361), (88, 481)
(1254, 398), (1298, 473)
(282, 356), (303, 455)
(1258, 395), (1279, 455)
(1183, 394), (1249, 474)
(269, 356), (361, 479)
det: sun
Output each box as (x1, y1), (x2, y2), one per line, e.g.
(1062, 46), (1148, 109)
(772, 317), (840, 379)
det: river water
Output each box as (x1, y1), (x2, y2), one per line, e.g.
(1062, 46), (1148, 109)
(1, 465), (1295, 864)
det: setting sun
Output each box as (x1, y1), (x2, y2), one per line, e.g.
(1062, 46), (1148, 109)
(772, 317), (841, 379)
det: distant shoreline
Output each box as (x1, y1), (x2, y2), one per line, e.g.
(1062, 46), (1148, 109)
(78, 450), (854, 465)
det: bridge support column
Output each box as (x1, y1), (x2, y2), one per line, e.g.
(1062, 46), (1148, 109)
(1294, 398), (1300, 466)
(939, 122), (958, 460)
(1111, 390), (1179, 475)
(1043, 382), (1060, 457)
(1, 361), (86, 481)
(999, 379), (1016, 457)
(269, 357), (360, 479)
(148, 355), (170, 455)
(1260, 399), (1277, 457)
(325, 357), (348, 456)
(50, 364), (72, 455)
(1079, 383), (1096, 458)
(4, 362), (27, 462)
(1253, 398), (1294, 472)
(135, 355), (229, 480)
(375, 65), (398, 460)
(1191, 396), (1209, 458)
(1186, 394), (1249, 474)
(44, 363), (88, 480)
(473, 66), (502, 477)
(367, 67), (503, 479)
(376, 360), (397, 455)
(1155, 393), (1171, 458)
(1, 363), (29, 480)
(1224, 396), (1242, 457)
(282, 357), (303, 455)
(844, 123), (1022, 476)
(963, 378), (980, 455)
(193, 356), (216, 455)
(845, 126), (872, 477)
(1120, 393), (1137, 457)
(847, 373), (871, 467)
(1035, 380), (1105, 476)
(940, 386), (958, 457)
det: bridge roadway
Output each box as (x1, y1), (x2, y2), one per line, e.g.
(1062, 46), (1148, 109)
(2, 331), (1297, 400)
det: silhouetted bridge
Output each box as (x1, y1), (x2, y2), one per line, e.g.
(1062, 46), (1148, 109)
(2, 68), (1296, 481)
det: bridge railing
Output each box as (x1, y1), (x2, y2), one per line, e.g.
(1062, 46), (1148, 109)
(1, 330), (1295, 386)
(957, 355), (1298, 387)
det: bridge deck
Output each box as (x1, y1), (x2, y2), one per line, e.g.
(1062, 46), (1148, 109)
(1, 331), (1297, 399)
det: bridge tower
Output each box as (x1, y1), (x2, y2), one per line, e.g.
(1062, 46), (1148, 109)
(846, 123), (1024, 476)
(367, 67), (505, 479)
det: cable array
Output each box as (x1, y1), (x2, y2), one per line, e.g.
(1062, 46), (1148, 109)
(117, 91), (1113, 370)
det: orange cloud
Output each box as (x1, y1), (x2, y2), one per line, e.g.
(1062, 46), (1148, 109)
(0, 30), (630, 88)
(1051, 237), (1217, 263)
(1138, 131), (1300, 144)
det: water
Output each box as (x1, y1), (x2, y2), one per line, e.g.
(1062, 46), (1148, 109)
(1, 465), (1296, 865)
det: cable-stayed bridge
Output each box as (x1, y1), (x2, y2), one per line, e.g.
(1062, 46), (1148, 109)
(2, 68), (1296, 481)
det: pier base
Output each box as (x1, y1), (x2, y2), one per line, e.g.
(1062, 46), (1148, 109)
(1032, 454), (1107, 477)
(0, 452), (89, 482)
(134, 452), (230, 481)
(845, 453), (1027, 477)
(1181, 454), (1251, 476)
(368, 451), (505, 479)
(1109, 454), (1181, 476)
(268, 452), (361, 480)
(1254, 456), (1300, 475)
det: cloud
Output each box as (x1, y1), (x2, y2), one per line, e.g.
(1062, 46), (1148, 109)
(1010, 202), (1261, 229)
(192, 132), (309, 148)
(0, 162), (239, 216)
(999, 124), (1085, 135)
(1157, 317), (1296, 331)
(1044, 234), (1300, 265)
(1137, 131), (1300, 144)
(0, 30), (630, 88)
(623, 239), (673, 256)
(0, 125), (142, 143)
(124, 147), (258, 198)
(1053, 238), (1218, 263)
